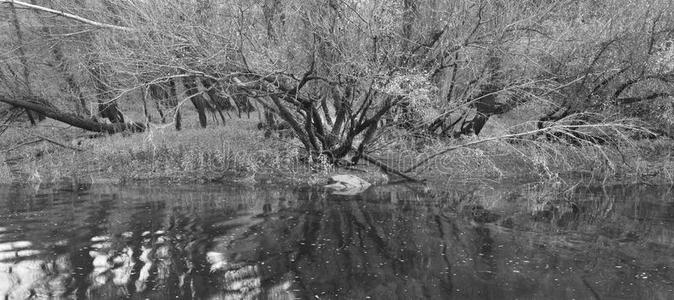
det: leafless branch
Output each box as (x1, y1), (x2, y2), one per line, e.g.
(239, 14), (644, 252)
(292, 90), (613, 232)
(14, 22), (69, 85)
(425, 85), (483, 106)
(0, 0), (135, 32)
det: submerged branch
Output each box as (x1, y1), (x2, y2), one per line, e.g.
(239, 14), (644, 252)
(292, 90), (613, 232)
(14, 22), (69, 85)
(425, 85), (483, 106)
(353, 148), (423, 182)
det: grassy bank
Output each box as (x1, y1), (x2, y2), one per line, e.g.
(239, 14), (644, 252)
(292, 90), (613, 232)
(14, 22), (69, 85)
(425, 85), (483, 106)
(376, 128), (674, 188)
(1, 117), (307, 185)
(1, 115), (673, 188)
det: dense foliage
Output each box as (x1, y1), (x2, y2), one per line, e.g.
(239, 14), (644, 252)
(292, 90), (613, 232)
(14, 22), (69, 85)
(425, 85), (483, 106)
(1, 0), (673, 163)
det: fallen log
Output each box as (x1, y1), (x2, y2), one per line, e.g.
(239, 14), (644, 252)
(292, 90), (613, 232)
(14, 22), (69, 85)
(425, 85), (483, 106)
(0, 96), (145, 133)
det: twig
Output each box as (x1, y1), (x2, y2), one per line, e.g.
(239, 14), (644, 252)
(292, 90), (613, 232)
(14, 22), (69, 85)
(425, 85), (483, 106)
(30, 133), (84, 151)
(3, 138), (41, 152)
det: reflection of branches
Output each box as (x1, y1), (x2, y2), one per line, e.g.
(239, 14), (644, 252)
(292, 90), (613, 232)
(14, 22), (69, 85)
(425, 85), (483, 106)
(261, 196), (460, 298)
(581, 275), (602, 300)
(434, 215), (454, 294)
(473, 226), (496, 281)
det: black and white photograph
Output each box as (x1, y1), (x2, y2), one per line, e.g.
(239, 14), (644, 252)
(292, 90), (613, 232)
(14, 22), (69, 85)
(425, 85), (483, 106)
(0, 0), (673, 299)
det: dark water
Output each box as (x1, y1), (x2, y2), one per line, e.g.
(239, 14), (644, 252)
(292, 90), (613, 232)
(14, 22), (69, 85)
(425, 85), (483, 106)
(0, 181), (672, 299)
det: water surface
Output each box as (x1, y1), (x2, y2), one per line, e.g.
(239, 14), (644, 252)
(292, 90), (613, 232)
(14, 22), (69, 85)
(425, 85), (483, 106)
(0, 181), (672, 299)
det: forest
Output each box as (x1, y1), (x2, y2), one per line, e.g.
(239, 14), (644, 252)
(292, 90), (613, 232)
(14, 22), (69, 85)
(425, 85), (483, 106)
(1, 1), (674, 298)
(0, 0), (673, 184)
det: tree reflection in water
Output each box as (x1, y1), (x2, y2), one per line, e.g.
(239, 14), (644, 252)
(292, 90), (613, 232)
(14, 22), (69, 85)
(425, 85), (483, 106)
(0, 183), (672, 299)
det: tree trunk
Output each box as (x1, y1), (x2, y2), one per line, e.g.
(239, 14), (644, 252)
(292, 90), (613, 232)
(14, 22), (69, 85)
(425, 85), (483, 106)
(89, 59), (125, 123)
(0, 96), (145, 133)
(262, 0), (284, 41)
(30, 0), (89, 116)
(429, 54), (507, 137)
(198, 78), (226, 125)
(183, 76), (208, 128)
(9, 0), (40, 124)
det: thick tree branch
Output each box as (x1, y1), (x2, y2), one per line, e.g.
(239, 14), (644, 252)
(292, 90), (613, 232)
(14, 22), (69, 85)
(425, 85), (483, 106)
(0, 96), (145, 133)
(405, 126), (573, 173)
(0, 0), (135, 32)
(617, 93), (670, 105)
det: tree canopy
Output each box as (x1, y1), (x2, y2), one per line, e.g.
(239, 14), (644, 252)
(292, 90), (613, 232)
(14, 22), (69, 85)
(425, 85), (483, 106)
(1, 0), (673, 162)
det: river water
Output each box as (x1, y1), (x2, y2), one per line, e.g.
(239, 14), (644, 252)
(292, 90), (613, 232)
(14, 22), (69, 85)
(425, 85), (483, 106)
(0, 181), (672, 299)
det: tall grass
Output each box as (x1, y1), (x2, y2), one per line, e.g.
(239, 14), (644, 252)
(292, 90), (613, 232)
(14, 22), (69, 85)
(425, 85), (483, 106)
(1, 112), (671, 186)
(8, 118), (303, 184)
(368, 116), (674, 186)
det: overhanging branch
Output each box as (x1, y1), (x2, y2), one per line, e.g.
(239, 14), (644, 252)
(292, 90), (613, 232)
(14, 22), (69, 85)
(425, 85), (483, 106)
(0, 0), (135, 32)
(0, 96), (145, 133)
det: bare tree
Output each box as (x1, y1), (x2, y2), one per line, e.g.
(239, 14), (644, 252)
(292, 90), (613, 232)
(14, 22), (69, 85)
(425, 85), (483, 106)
(1, 0), (672, 156)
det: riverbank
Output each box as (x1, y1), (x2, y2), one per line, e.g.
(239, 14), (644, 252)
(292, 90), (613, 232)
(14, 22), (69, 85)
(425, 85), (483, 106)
(1, 117), (673, 189)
